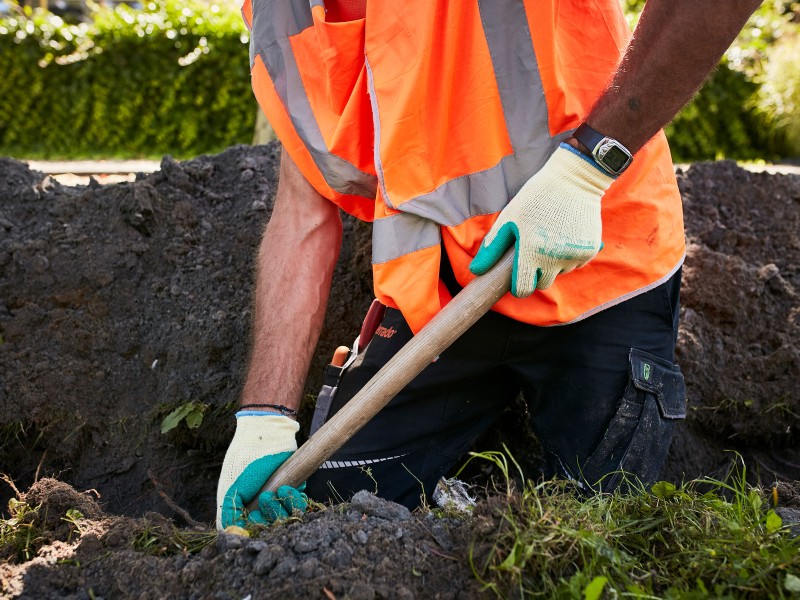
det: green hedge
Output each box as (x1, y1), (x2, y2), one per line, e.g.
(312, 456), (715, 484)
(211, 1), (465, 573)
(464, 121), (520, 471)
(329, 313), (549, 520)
(0, 0), (256, 158)
(665, 59), (781, 162)
(0, 0), (797, 160)
(664, 1), (799, 161)
(630, 0), (799, 161)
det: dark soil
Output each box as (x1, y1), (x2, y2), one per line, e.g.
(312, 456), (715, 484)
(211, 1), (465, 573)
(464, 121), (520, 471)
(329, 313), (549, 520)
(0, 145), (373, 522)
(1, 145), (799, 597)
(665, 162), (800, 483)
(2, 480), (479, 599)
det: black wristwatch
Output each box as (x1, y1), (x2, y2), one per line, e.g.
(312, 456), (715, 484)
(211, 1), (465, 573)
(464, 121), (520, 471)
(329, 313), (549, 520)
(572, 123), (633, 176)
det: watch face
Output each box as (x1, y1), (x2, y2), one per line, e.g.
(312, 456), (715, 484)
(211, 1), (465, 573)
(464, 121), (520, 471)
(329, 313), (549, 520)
(601, 145), (631, 173)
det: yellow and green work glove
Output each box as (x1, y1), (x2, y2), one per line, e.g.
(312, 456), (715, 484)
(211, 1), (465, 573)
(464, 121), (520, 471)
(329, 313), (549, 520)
(216, 413), (307, 530)
(470, 144), (615, 297)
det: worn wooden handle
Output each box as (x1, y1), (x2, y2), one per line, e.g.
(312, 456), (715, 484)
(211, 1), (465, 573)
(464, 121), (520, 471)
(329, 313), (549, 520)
(248, 249), (513, 509)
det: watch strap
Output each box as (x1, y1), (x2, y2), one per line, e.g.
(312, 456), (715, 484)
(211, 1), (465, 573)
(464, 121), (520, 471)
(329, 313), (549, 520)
(572, 123), (606, 154)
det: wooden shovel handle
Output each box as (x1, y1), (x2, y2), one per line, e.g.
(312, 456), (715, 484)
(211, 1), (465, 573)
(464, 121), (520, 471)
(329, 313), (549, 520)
(249, 249), (513, 507)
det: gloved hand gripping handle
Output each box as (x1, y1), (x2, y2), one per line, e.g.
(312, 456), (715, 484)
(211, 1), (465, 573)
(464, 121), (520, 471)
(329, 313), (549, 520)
(245, 249), (514, 512)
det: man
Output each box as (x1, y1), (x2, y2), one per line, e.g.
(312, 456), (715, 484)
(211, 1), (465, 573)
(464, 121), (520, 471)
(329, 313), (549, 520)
(217, 0), (763, 529)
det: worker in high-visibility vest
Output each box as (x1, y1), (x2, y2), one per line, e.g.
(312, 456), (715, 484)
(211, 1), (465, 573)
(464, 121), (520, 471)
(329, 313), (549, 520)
(217, 0), (763, 529)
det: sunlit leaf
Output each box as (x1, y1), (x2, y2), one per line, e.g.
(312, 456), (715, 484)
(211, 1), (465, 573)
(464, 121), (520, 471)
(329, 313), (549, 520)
(160, 402), (194, 433)
(584, 576), (608, 600)
(765, 510), (783, 534)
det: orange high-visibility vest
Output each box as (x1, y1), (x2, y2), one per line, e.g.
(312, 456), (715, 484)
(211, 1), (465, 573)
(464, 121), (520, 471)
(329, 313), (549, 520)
(243, 0), (685, 334)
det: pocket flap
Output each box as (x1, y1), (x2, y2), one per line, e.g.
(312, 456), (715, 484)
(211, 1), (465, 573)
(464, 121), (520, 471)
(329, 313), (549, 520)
(628, 348), (687, 419)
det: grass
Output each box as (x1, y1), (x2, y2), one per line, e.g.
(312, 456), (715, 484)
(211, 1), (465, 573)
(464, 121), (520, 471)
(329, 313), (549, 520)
(131, 520), (217, 556)
(0, 476), (44, 563)
(465, 451), (800, 599)
(0, 498), (43, 563)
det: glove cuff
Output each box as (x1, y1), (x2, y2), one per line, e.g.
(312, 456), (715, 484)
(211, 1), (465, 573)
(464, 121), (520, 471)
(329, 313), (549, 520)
(549, 144), (615, 195)
(232, 414), (299, 456)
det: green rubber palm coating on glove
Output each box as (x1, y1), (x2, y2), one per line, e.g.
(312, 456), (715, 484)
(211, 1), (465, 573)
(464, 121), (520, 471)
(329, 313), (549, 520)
(220, 451), (307, 528)
(259, 485), (308, 523)
(470, 222), (535, 295)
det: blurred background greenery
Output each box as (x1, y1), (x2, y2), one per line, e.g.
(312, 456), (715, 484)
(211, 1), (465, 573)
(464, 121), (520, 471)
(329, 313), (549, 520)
(623, 0), (800, 162)
(0, 0), (798, 161)
(0, 0), (255, 158)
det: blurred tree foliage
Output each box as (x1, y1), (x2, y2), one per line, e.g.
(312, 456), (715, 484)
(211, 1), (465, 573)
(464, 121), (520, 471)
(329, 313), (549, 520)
(623, 0), (800, 161)
(0, 0), (255, 158)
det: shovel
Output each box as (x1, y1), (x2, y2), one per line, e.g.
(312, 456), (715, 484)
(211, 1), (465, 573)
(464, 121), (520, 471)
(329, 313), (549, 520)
(247, 248), (514, 509)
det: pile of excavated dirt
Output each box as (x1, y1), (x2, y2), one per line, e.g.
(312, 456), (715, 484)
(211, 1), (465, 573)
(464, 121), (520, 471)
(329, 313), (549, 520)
(665, 162), (800, 483)
(1, 145), (799, 595)
(1, 479), (479, 599)
(0, 145), (373, 522)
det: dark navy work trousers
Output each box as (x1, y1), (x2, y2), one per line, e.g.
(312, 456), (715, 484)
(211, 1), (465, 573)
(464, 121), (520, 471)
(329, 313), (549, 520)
(306, 269), (686, 509)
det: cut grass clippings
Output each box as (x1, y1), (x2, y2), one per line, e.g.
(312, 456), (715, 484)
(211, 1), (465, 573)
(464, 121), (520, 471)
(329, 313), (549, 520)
(465, 452), (800, 598)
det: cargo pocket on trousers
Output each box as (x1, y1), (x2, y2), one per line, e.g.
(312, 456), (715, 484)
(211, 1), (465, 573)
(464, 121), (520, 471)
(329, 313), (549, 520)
(580, 348), (686, 493)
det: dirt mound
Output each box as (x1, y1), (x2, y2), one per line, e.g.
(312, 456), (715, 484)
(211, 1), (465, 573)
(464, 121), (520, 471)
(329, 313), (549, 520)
(678, 161), (800, 443)
(2, 483), (479, 599)
(664, 162), (800, 483)
(1, 145), (799, 523)
(23, 478), (104, 527)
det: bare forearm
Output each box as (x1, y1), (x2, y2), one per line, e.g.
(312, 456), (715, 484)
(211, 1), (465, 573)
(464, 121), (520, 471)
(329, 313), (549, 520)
(240, 150), (343, 413)
(586, 0), (762, 154)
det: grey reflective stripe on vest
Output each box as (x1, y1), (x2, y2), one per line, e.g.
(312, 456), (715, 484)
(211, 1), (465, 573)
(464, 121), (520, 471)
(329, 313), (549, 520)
(370, 0), (565, 262)
(248, 1), (310, 70)
(364, 57), (393, 209)
(372, 212), (441, 264)
(477, 0), (551, 155)
(249, 0), (377, 199)
(395, 142), (567, 228)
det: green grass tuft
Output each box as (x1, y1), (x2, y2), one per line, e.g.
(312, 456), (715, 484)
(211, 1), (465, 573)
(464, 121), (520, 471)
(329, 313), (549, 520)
(0, 480), (44, 563)
(466, 454), (800, 598)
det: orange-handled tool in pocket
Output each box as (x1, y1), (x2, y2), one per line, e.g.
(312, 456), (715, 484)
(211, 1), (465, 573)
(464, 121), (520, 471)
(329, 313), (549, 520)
(308, 300), (387, 437)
